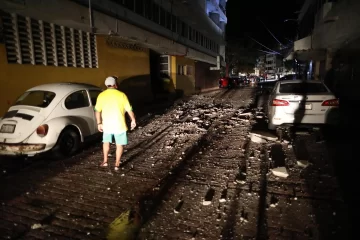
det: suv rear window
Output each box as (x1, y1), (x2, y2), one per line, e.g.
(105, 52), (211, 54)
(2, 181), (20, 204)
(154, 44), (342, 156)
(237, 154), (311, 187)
(279, 82), (328, 94)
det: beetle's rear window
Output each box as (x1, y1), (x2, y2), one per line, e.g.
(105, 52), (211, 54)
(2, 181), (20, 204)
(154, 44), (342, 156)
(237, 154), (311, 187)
(14, 91), (56, 108)
(279, 82), (329, 94)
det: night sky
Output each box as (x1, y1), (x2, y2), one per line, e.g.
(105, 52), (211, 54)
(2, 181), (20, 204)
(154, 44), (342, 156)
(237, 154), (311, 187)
(226, 0), (305, 52)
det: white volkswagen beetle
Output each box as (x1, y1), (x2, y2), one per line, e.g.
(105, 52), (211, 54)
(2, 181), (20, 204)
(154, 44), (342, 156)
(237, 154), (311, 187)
(0, 83), (103, 157)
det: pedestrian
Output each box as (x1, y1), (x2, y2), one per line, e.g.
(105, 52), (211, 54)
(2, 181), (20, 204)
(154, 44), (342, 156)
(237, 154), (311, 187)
(95, 76), (136, 171)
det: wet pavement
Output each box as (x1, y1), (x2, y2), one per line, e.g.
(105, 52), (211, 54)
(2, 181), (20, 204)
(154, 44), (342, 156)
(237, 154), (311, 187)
(0, 87), (351, 240)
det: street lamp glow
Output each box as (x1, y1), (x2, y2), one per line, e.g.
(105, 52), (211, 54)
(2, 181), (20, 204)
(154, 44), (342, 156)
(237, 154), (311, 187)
(284, 19), (298, 23)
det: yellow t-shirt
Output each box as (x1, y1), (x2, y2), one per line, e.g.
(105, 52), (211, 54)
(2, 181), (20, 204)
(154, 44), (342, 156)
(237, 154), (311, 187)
(95, 89), (132, 134)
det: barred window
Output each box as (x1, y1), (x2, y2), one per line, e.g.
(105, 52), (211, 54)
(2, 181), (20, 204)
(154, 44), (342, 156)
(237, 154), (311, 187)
(31, 19), (45, 65)
(2, 12), (21, 64)
(89, 34), (98, 68)
(55, 25), (66, 66)
(43, 22), (57, 66)
(1, 11), (98, 68)
(17, 15), (33, 64)
(65, 27), (75, 67)
(160, 55), (170, 75)
(74, 29), (83, 67)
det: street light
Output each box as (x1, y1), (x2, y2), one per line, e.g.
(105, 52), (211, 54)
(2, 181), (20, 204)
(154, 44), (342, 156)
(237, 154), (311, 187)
(284, 19), (298, 23)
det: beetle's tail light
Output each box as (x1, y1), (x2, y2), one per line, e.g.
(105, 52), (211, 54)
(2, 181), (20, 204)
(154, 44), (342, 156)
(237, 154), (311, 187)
(36, 124), (48, 137)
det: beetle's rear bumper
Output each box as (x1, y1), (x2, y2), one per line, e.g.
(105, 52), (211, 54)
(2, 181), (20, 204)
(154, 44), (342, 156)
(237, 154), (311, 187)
(0, 143), (46, 156)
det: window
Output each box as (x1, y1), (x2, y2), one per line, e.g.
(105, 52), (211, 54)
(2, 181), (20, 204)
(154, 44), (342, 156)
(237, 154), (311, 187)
(55, 25), (66, 66)
(176, 19), (182, 35)
(43, 22), (56, 66)
(165, 11), (171, 30)
(144, 0), (152, 19)
(124, 0), (135, 11)
(82, 31), (91, 68)
(196, 31), (200, 44)
(177, 65), (185, 75)
(17, 15), (33, 64)
(152, 3), (159, 24)
(135, 0), (144, 15)
(160, 55), (170, 75)
(14, 91), (56, 108)
(65, 27), (75, 67)
(181, 22), (188, 38)
(64, 90), (90, 109)
(89, 90), (102, 106)
(31, 19), (46, 65)
(279, 83), (329, 94)
(186, 65), (193, 76)
(73, 29), (83, 67)
(171, 15), (177, 32)
(188, 26), (192, 41)
(159, 7), (166, 27)
(1, 12), (98, 68)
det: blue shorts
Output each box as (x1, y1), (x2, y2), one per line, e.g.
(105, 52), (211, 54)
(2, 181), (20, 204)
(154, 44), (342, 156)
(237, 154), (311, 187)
(103, 132), (128, 145)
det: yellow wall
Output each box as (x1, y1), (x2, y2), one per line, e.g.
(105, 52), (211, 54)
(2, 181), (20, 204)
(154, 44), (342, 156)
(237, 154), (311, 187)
(0, 36), (151, 116)
(170, 56), (195, 95)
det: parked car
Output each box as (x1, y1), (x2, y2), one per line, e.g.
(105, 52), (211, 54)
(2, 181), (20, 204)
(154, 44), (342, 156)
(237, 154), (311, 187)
(267, 80), (339, 131)
(0, 83), (103, 157)
(257, 80), (278, 94)
(219, 77), (240, 88)
(278, 74), (297, 80)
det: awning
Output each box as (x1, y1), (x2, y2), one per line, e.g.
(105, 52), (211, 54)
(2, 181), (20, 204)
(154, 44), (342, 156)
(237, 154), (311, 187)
(285, 49), (326, 61)
(284, 35), (326, 61)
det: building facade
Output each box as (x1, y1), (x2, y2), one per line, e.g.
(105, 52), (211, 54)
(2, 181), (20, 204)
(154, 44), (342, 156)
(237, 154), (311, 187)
(265, 54), (283, 77)
(0, 0), (226, 116)
(287, 0), (360, 88)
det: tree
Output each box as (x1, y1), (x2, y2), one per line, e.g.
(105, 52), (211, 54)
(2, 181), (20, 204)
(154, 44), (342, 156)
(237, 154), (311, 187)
(283, 60), (294, 71)
(226, 38), (260, 74)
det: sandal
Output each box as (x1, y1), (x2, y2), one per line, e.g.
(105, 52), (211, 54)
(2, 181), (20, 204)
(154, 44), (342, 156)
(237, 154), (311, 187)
(100, 162), (108, 167)
(114, 163), (120, 171)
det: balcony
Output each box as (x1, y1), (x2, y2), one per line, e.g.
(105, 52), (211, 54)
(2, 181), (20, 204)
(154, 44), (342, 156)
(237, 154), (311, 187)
(206, 0), (227, 23)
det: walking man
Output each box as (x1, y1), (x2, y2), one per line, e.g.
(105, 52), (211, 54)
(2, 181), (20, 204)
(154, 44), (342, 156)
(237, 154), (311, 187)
(95, 76), (136, 170)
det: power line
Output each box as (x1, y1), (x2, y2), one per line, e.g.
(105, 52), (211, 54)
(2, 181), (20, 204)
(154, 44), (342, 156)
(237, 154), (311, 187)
(246, 35), (282, 55)
(257, 18), (283, 46)
(257, 49), (280, 55)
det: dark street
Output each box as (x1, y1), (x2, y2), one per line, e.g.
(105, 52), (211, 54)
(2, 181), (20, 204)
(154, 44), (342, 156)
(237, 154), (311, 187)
(0, 87), (352, 239)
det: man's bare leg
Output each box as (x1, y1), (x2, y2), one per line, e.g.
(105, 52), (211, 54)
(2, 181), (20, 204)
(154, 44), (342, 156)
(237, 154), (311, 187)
(115, 144), (124, 168)
(102, 142), (110, 165)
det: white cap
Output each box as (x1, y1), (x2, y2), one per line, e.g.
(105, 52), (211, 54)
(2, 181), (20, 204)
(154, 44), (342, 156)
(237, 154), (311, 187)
(105, 76), (116, 86)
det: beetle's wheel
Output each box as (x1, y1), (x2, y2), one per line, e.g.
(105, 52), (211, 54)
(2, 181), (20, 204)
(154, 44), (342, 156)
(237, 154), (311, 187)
(53, 128), (80, 159)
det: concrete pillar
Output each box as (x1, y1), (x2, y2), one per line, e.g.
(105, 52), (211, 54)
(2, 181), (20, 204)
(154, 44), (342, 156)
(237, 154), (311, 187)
(315, 60), (320, 80)
(325, 48), (333, 71)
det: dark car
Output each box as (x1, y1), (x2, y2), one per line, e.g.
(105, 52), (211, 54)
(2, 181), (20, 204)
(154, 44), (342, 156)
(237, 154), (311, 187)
(279, 74), (297, 80)
(256, 80), (278, 94)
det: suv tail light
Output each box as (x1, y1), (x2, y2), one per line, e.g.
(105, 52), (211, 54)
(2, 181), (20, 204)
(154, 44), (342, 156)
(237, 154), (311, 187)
(272, 99), (289, 106)
(321, 99), (339, 106)
(36, 124), (49, 137)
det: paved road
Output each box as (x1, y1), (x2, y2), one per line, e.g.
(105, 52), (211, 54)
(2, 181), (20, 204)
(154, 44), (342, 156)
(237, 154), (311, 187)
(0, 87), (350, 240)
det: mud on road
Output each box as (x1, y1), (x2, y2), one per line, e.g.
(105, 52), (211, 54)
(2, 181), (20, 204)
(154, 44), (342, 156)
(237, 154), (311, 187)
(0, 87), (350, 240)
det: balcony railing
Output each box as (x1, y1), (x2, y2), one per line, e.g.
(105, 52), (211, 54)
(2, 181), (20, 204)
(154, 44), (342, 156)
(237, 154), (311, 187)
(219, 4), (226, 14)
